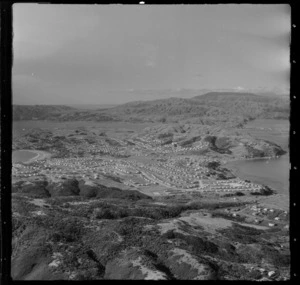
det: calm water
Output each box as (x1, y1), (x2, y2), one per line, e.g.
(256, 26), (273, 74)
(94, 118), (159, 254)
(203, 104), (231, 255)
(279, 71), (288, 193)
(226, 154), (290, 194)
(12, 150), (38, 163)
(243, 119), (289, 151)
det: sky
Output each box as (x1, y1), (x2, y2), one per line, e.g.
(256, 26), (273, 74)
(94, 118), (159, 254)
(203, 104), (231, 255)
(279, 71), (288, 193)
(13, 4), (290, 105)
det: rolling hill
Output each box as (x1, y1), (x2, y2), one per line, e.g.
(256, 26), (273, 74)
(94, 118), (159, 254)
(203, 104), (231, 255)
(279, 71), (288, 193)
(13, 92), (289, 126)
(104, 92), (289, 125)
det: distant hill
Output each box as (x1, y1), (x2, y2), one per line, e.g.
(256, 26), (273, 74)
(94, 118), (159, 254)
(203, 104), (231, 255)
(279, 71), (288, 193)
(104, 91), (289, 125)
(66, 104), (118, 110)
(13, 105), (116, 122)
(107, 97), (208, 120)
(13, 92), (289, 126)
(190, 92), (289, 121)
(192, 91), (263, 100)
(13, 105), (75, 121)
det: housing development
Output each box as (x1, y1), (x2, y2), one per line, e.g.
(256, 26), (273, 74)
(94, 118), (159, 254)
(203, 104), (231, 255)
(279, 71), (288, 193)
(12, 130), (267, 194)
(11, 115), (290, 281)
(10, 4), (290, 282)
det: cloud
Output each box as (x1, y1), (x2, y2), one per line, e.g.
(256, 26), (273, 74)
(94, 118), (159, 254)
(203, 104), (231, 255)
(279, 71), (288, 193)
(234, 86), (245, 91)
(12, 4), (290, 104)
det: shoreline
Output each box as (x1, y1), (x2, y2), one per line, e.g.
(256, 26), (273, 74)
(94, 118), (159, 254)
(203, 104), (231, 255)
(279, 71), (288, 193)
(13, 149), (52, 164)
(223, 156), (289, 195)
(222, 152), (289, 164)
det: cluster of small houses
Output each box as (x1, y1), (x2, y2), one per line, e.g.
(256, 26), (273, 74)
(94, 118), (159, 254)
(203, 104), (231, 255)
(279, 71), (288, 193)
(13, 151), (264, 194)
(128, 134), (210, 156)
(226, 204), (289, 228)
(65, 139), (129, 157)
(12, 164), (43, 178)
(249, 205), (288, 227)
(12, 133), (266, 195)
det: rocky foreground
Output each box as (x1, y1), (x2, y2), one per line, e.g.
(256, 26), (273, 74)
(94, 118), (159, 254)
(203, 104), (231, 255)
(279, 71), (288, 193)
(12, 178), (290, 280)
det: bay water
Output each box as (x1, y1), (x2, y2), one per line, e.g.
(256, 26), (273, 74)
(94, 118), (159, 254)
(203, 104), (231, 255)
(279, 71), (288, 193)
(225, 154), (290, 194)
(12, 150), (38, 163)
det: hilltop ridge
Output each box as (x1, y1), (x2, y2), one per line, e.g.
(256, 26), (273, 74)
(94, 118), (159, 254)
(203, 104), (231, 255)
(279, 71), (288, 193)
(13, 92), (289, 127)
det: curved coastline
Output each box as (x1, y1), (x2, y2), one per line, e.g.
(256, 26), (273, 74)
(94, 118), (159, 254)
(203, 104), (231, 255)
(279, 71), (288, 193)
(13, 150), (51, 164)
(224, 153), (289, 194)
(223, 152), (288, 164)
